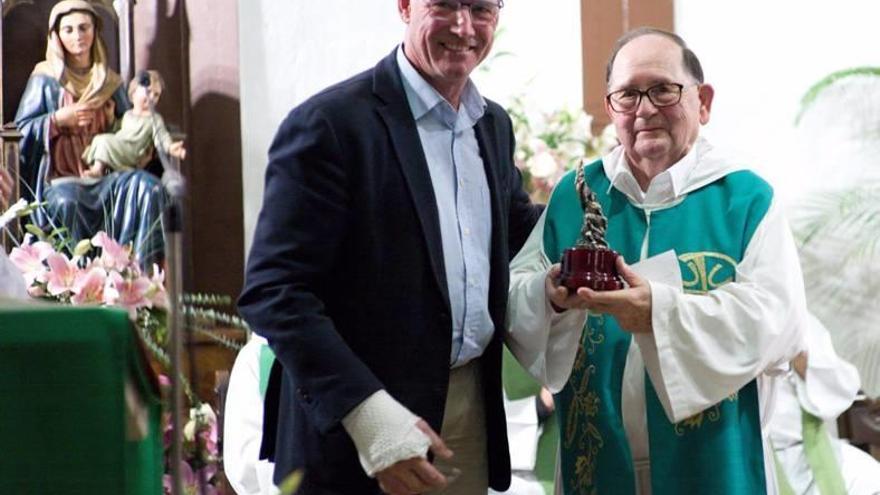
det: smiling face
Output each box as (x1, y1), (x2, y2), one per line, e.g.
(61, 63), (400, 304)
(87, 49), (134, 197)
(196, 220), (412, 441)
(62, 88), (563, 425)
(57, 11), (95, 65)
(605, 34), (713, 171)
(398, 0), (498, 105)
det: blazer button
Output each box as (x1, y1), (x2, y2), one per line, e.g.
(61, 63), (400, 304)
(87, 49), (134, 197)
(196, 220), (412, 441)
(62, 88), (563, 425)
(297, 387), (311, 403)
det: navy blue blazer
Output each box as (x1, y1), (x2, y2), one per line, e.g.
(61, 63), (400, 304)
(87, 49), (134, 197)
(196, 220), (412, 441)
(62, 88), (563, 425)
(238, 49), (542, 494)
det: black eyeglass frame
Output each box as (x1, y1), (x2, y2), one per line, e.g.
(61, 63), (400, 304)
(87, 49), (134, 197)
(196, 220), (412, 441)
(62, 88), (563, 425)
(605, 83), (693, 114)
(424, 0), (506, 16)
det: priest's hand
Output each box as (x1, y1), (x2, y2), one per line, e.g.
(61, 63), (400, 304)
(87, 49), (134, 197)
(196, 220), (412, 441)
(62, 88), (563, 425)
(577, 257), (653, 333)
(545, 263), (594, 312)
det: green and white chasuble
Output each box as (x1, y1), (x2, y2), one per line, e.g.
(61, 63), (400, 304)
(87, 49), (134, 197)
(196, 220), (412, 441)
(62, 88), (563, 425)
(505, 138), (808, 495)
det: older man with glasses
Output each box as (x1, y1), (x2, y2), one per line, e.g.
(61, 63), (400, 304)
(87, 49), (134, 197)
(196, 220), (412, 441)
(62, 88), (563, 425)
(238, 1), (547, 494)
(506, 27), (808, 494)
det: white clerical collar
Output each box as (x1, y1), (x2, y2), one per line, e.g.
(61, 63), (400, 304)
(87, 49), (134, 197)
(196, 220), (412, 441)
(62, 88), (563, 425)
(602, 137), (708, 207)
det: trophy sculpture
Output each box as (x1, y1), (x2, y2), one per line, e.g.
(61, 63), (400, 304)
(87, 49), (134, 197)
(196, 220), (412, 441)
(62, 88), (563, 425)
(558, 165), (625, 291)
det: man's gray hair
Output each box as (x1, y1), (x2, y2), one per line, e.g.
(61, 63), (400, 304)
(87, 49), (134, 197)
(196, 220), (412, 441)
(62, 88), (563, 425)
(605, 27), (705, 85)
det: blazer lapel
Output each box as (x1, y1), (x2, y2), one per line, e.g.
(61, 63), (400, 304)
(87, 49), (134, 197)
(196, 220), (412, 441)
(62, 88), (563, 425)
(474, 112), (503, 236)
(474, 112), (508, 333)
(373, 52), (450, 310)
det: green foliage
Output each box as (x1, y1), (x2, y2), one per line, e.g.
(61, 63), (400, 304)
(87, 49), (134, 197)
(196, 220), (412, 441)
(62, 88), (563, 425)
(279, 470), (303, 495)
(795, 66), (880, 125)
(794, 183), (880, 259)
(507, 95), (617, 201)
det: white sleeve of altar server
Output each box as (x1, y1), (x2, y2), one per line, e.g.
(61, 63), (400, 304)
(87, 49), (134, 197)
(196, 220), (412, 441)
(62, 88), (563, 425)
(794, 313), (861, 420)
(506, 211), (589, 393)
(640, 197), (808, 423)
(223, 337), (280, 495)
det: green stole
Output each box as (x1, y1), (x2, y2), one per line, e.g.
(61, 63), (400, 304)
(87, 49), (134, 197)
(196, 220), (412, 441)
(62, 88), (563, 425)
(775, 409), (847, 495)
(545, 160), (772, 494)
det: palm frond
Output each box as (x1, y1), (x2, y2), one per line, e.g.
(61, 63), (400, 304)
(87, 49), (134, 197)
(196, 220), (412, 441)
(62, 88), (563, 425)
(794, 182), (880, 313)
(793, 182), (880, 259)
(183, 305), (250, 332)
(795, 66), (880, 125)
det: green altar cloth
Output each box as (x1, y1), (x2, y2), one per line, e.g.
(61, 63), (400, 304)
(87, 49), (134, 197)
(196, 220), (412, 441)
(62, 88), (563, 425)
(0, 303), (162, 494)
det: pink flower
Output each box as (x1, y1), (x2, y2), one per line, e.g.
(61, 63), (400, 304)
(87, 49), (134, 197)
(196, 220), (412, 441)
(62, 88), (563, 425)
(91, 231), (133, 272)
(8, 235), (53, 286)
(104, 270), (152, 318)
(162, 460), (218, 495)
(162, 411), (173, 450)
(70, 266), (107, 305)
(44, 252), (79, 296)
(158, 374), (171, 390)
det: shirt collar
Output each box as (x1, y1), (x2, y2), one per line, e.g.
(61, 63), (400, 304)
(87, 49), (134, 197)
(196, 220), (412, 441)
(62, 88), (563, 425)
(396, 45), (486, 128)
(602, 136), (706, 206)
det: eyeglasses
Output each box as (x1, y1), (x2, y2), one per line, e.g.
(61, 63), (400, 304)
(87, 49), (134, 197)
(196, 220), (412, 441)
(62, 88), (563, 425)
(424, 0), (504, 24)
(606, 83), (692, 113)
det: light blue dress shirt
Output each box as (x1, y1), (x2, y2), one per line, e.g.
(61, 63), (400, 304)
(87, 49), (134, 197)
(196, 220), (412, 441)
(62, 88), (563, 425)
(396, 46), (494, 368)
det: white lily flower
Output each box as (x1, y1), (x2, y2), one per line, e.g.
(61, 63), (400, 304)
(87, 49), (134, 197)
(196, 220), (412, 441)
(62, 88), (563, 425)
(0, 198), (28, 229)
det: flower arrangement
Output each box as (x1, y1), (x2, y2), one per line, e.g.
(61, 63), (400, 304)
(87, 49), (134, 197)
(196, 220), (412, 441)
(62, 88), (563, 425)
(507, 95), (618, 202)
(1, 200), (245, 494)
(159, 377), (221, 495)
(9, 231), (167, 316)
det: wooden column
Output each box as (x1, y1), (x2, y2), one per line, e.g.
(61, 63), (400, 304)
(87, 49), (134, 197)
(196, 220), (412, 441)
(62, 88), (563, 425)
(580, 0), (673, 134)
(134, 0), (244, 299)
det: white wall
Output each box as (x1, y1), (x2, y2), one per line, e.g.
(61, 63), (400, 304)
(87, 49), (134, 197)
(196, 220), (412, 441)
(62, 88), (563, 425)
(240, 1), (878, 250)
(677, 1), (880, 395)
(238, 1), (583, 257)
(238, 2), (402, 257)
(675, 0), (880, 206)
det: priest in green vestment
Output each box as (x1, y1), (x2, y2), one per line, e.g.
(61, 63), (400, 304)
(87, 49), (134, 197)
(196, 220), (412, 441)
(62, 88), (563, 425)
(505, 28), (808, 494)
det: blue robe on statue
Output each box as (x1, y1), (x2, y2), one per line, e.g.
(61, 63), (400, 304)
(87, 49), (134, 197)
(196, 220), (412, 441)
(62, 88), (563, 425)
(15, 74), (166, 266)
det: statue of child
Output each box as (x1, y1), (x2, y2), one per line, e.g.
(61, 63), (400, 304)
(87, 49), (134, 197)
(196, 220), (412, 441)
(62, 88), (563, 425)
(81, 70), (186, 178)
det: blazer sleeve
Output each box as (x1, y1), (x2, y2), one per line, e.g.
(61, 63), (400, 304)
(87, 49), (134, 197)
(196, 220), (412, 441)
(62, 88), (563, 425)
(238, 104), (383, 434)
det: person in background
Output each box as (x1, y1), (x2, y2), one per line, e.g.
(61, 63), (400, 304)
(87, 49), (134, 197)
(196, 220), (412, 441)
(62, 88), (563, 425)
(223, 335), (280, 495)
(770, 313), (880, 495)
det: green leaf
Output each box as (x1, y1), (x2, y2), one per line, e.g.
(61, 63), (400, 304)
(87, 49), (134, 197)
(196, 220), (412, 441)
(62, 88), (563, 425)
(278, 470), (303, 495)
(24, 224), (45, 239)
(73, 239), (93, 257)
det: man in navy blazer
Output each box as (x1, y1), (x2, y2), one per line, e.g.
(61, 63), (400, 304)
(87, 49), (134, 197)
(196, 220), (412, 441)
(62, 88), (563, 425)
(238, 1), (545, 493)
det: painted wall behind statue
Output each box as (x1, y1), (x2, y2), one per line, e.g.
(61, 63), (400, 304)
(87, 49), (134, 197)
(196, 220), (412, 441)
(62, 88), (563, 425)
(675, 0), (880, 206)
(238, 1), (583, 255)
(134, 0), (244, 298)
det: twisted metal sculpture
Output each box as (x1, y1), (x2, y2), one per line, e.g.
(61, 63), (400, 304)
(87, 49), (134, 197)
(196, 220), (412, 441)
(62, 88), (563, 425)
(575, 163), (609, 249)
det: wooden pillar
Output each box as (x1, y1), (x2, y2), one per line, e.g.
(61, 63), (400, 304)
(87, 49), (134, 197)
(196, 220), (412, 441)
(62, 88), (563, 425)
(580, 0), (673, 134)
(135, 0), (244, 299)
